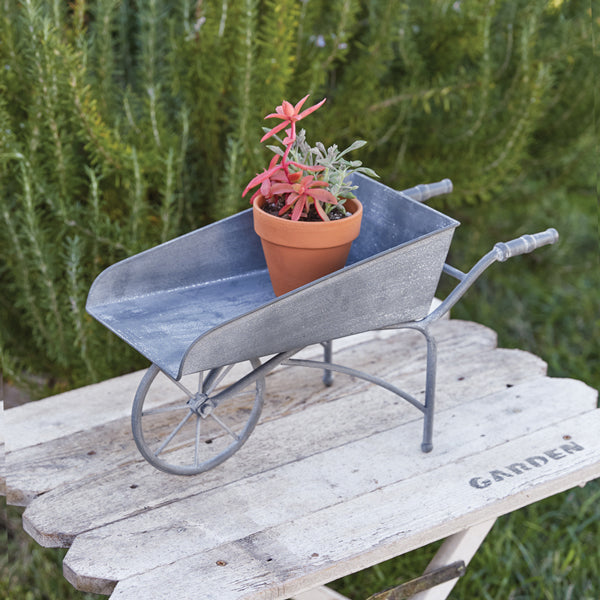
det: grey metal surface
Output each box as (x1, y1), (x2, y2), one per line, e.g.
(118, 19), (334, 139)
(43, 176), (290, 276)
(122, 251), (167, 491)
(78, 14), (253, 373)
(87, 174), (459, 380)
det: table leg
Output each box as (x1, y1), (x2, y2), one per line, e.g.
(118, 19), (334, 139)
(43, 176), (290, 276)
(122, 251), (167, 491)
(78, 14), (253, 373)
(410, 518), (497, 600)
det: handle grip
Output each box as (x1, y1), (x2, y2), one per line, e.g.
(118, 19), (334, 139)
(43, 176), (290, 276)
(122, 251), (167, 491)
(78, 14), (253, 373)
(494, 228), (559, 262)
(401, 178), (453, 202)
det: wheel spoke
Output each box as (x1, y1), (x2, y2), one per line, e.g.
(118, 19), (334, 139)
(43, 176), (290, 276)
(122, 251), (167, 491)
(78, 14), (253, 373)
(210, 413), (240, 441)
(154, 410), (194, 456)
(194, 415), (202, 466)
(164, 372), (195, 399)
(142, 403), (188, 416)
(203, 364), (235, 395)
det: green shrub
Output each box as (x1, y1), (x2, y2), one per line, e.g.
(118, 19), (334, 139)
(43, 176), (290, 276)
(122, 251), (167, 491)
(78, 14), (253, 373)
(0, 0), (594, 390)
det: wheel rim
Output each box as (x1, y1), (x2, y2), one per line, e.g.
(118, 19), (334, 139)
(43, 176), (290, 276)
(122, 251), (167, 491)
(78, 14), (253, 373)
(131, 359), (264, 475)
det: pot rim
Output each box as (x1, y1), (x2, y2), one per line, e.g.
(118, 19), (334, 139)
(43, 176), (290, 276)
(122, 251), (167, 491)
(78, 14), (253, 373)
(253, 197), (363, 249)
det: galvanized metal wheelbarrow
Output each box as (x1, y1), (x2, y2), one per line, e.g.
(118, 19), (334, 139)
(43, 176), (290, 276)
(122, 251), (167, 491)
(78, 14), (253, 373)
(86, 175), (558, 475)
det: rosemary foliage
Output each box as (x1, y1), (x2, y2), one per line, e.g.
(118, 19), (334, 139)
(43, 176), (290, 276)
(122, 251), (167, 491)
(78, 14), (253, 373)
(0, 0), (593, 390)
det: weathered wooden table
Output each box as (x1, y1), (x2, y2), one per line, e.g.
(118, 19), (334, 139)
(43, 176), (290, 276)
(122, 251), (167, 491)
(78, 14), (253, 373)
(4, 316), (599, 600)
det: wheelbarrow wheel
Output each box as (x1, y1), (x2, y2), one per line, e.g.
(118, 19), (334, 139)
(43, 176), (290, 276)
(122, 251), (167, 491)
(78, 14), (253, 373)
(131, 359), (264, 475)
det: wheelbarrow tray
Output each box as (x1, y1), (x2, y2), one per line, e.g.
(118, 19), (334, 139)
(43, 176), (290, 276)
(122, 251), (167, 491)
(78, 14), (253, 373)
(86, 175), (459, 380)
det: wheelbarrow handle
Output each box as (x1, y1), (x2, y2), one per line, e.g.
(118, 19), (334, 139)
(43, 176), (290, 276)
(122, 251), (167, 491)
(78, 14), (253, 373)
(494, 228), (559, 262)
(422, 227), (559, 326)
(401, 178), (453, 202)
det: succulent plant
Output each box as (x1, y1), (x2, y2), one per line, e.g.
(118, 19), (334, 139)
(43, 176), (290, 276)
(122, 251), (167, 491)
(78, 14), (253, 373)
(243, 96), (376, 221)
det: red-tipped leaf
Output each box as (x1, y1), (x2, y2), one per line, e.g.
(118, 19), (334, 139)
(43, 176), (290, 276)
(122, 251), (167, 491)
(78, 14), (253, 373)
(313, 199), (330, 221)
(243, 156), (281, 196)
(308, 188), (338, 204)
(270, 182), (294, 196)
(293, 95), (310, 114)
(291, 196), (306, 221)
(260, 120), (291, 143)
(297, 97), (326, 120)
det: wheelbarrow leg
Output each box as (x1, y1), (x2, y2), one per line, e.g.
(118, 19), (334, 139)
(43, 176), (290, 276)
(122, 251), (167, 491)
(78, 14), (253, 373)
(420, 327), (437, 453)
(321, 341), (334, 387)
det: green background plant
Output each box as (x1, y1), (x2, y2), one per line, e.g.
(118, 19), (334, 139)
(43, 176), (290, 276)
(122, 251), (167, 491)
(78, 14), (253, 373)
(1, 0), (597, 598)
(0, 0), (595, 390)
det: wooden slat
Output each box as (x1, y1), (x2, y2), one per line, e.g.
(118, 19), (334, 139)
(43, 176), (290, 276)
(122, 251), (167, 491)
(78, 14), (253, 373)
(292, 586), (351, 600)
(99, 406), (599, 599)
(4, 371), (144, 452)
(56, 376), (598, 595)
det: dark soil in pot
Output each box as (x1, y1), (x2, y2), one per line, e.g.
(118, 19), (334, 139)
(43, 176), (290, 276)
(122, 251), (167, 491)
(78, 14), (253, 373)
(260, 198), (352, 221)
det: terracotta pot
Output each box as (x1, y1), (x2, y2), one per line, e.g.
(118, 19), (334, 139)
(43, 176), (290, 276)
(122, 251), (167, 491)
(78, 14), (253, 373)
(253, 197), (363, 296)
